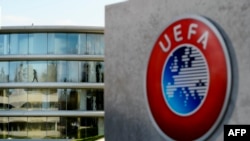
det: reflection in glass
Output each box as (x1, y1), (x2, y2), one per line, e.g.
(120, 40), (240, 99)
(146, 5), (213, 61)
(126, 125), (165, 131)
(48, 33), (67, 54)
(56, 89), (104, 111)
(27, 89), (47, 110)
(0, 34), (9, 55)
(28, 61), (47, 82)
(60, 117), (100, 139)
(95, 89), (104, 111)
(7, 88), (70, 111)
(9, 117), (28, 138)
(68, 34), (78, 54)
(9, 89), (27, 110)
(87, 61), (96, 83)
(58, 89), (67, 110)
(0, 62), (9, 83)
(1, 33), (105, 55)
(47, 89), (58, 110)
(67, 89), (78, 110)
(57, 88), (79, 110)
(0, 87), (104, 139)
(57, 117), (67, 139)
(81, 62), (89, 82)
(100, 62), (104, 82)
(96, 34), (104, 55)
(57, 61), (79, 82)
(47, 117), (61, 138)
(0, 89), (9, 110)
(67, 117), (78, 139)
(0, 31), (104, 139)
(10, 34), (28, 54)
(96, 62), (104, 83)
(48, 34), (55, 54)
(27, 117), (46, 139)
(47, 61), (57, 82)
(57, 61), (67, 82)
(88, 62), (96, 83)
(88, 89), (103, 111)
(5, 61), (103, 83)
(78, 89), (87, 111)
(78, 34), (87, 54)
(29, 33), (47, 54)
(86, 34), (104, 55)
(68, 61), (79, 82)
(80, 61), (104, 83)
(76, 117), (100, 139)
(9, 62), (28, 82)
(87, 89), (96, 111)
(0, 117), (8, 139)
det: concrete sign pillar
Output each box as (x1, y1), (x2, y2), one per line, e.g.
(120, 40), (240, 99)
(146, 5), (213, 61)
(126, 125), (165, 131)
(105, 0), (249, 140)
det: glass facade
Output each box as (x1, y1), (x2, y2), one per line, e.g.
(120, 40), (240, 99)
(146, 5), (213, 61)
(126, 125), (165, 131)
(0, 33), (104, 55)
(0, 31), (104, 140)
(0, 61), (104, 83)
(0, 116), (102, 139)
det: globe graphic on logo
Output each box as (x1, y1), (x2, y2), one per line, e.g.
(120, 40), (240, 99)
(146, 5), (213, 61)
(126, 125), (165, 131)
(162, 45), (209, 115)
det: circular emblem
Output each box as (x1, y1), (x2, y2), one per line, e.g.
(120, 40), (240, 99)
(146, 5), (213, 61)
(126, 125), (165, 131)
(146, 15), (233, 140)
(162, 44), (209, 116)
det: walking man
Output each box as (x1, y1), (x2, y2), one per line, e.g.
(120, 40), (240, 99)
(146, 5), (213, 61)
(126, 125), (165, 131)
(32, 69), (38, 82)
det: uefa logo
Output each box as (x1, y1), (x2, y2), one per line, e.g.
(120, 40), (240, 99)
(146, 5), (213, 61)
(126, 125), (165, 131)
(146, 15), (235, 140)
(162, 44), (209, 116)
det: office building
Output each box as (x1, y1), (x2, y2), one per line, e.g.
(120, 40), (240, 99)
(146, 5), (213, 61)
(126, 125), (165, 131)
(0, 26), (104, 140)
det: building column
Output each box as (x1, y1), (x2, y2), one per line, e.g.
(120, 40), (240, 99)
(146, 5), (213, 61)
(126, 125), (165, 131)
(98, 117), (104, 135)
(55, 122), (57, 131)
(78, 90), (87, 139)
(79, 90), (87, 110)
(88, 62), (96, 83)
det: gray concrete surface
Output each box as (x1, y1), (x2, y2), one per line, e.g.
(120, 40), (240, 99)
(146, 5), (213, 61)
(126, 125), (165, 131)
(105, 0), (250, 140)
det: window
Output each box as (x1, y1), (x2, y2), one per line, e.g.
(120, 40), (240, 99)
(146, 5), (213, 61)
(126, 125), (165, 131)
(10, 34), (28, 55)
(0, 34), (9, 55)
(29, 33), (48, 54)
(68, 34), (78, 54)
(9, 61), (28, 82)
(48, 33), (67, 54)
(28, 61), (47, 82)
(0, 62), (9, 83)
(86, 34), (104, 55)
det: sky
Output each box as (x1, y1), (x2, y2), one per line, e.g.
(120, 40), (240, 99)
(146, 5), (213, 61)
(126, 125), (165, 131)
(0, 0), (126, 27)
